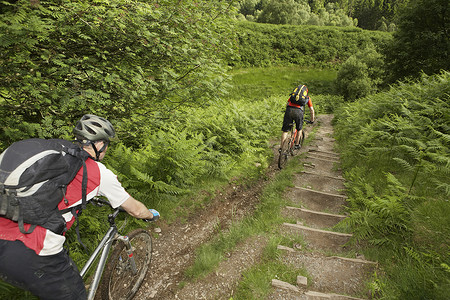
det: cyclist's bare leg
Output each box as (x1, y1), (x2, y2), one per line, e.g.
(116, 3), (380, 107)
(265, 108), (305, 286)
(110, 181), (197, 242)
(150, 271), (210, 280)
(295, 129), (303, 145)
(280, 131), (288, 150)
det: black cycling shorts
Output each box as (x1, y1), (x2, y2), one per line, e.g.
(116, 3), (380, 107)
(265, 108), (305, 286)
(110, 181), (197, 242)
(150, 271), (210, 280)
(281, 106), (304, 132)
(0, 239), (87, 300)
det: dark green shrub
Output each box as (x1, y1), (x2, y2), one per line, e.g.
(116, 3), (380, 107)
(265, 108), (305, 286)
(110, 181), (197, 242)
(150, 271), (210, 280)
(335, 46), (385, 101)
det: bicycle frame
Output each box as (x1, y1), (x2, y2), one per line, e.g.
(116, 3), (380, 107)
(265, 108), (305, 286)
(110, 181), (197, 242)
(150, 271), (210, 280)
(288, 125), (298, 151)
(279, 119), (312, 169)
(80, 205), (137, 300)
(282, 123), (297, 153)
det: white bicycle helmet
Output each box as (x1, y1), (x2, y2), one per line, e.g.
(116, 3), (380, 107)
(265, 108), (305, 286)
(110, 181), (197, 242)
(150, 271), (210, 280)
(73, 114), (115, 143)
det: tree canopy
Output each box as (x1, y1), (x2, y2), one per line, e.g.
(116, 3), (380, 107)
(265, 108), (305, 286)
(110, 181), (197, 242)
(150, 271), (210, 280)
(237, 0), (411, 30)
(384, 0), (450, 82)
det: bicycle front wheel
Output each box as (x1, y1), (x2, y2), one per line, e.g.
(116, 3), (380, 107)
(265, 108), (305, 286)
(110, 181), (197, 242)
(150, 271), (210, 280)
(101, 229), (152, 300)
(278, 138), (290, 169)
(278, 149), (288, 169)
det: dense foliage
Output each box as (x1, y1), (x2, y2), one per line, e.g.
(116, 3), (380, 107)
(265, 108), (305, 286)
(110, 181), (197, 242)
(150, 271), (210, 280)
(334, 0), (448, 100)
(334, 71), (450, 299)
(0, 0), (236, 149)
(384, 0), (450, 82)
(230, 21), (392, 67)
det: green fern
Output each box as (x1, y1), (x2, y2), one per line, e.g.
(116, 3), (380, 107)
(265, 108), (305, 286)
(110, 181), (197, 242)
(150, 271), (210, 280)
(335, 72), (450, 299)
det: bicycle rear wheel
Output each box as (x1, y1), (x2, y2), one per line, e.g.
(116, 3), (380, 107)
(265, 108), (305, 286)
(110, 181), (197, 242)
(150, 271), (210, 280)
(101, 229), (152, 300)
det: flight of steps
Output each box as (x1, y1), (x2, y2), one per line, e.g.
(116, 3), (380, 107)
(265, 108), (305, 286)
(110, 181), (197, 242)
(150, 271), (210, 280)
(268, 115), (378, 300)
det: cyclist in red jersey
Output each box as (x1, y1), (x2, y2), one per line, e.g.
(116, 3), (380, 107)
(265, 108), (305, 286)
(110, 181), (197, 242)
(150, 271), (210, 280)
(280, 85), (315, 151)
(0, 114), (159, 300)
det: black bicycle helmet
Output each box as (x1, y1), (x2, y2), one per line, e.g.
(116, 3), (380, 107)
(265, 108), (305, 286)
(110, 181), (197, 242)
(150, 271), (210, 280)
(73, 114), (115, 143)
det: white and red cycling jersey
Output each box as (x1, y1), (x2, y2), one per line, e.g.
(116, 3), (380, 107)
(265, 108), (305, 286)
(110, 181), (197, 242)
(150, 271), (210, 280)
(0, 158), (130, 256)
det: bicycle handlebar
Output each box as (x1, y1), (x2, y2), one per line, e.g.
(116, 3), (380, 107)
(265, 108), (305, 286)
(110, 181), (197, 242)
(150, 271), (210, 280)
(90, 197), (159, 222)
(91, 197), (126, 212)
(144, 209), (160, 222)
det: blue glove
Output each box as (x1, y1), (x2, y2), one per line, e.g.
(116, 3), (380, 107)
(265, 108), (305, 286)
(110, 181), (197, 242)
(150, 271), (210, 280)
(149, 209), (160, 221)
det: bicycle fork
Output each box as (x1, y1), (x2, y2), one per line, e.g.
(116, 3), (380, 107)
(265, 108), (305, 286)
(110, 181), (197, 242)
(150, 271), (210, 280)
(116, 235), (138, 275)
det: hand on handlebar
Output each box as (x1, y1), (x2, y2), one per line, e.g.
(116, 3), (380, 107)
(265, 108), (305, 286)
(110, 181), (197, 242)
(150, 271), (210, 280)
(306, 120), (314, 124)
(145, 209), (160, 222)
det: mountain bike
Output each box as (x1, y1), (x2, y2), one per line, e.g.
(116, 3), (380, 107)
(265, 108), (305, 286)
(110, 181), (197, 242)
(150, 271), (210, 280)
(80, 197), (157, 300)
(278, 120), (312, 169)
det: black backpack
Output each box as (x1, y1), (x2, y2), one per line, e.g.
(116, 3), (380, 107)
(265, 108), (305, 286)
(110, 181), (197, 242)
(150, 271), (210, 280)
(289, 85), (308, 106)
(0, 138), (90, 235)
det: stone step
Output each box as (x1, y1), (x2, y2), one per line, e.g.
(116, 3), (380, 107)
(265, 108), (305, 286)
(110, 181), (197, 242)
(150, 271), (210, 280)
(308, 144), (337, 153)
(285, 187), (348, 214)
(277, 247), (376, 298)
(316, 136), (336, 142)
(307, 152), (339, 162)
(305, 155), (340, 164)
(282, 206), (347, 229)
(303, 157), (342, 178)
(301, 170), (344, 181)
(293, 171), (346, 195)
(308, 149), (340, 159)
(271, 278), (301, 293)
(269, 279), (366, 300)
(304, 291), (366, 300)
(283, 223), (352, 252)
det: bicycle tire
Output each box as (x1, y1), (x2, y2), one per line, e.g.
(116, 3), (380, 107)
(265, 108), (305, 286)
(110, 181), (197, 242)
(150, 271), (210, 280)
(278, 149), (288, 169)
(101, 228), (152, 300)
(278, 137), (291, 169)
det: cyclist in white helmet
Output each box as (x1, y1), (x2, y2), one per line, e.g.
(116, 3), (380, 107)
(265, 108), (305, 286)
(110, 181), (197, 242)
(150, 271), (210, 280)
(0, 114), (159, 300)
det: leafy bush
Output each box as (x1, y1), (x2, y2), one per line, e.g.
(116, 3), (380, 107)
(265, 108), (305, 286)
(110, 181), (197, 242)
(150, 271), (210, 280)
(335, 45), (385, 101)
(102, 99), (283, 206)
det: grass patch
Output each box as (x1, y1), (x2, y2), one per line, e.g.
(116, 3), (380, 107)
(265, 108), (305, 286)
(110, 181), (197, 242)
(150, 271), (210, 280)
(228, 66), (337, 101)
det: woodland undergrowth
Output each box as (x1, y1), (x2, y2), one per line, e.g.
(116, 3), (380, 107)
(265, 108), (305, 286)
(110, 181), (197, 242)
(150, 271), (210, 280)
(334, 71), (450, 299)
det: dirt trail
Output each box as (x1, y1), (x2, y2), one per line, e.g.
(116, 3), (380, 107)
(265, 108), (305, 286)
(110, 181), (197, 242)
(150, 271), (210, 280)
(134, 114), (377, 300)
